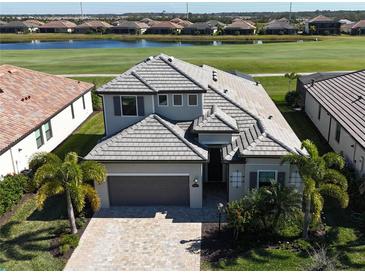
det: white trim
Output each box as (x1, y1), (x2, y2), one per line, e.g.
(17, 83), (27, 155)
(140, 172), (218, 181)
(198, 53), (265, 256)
(121, 95), (138, 117)
(107, 173), (190, 176)
(257, 170), (278, 188)
(172, 94), (183, 107)
(158, 94), (169, 107)
(187, 94), (198, 106)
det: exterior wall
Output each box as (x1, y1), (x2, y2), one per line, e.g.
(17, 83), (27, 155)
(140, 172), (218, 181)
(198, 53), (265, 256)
(0, 92), (93, 178)
(228, 158), (299, 202)
(95, 162), (203, 208)
(305, 92), (365, 175)
(198, 133), (233, 145)
(153, 93), (203, 121)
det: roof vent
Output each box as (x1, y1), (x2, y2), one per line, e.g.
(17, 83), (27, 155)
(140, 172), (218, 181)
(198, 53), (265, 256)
(145, 56), (154, 62)
(168, 56), (174, 62)
(311, 79), (315, 87)
(255, 81), (260, 86)
(224, 89), (228, 93)
(352, 95), (363, 103)
(268, 115), (273, 119)
(212, 70), (218, 82)
(0, 88), (3, 93)
(7, 69), (17, 74)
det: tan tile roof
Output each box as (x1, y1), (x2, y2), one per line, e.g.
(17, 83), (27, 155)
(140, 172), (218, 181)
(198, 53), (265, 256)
(76, 20), (112, 28)
(352, 20), (365, 29)
(0, 65), (93, 153)
(225, 19), (256, 30)
(309, 15), (335, 23)
(24, 19), (44, 26)
(149, 21), (183, 29)
(39, 20), (76, 29)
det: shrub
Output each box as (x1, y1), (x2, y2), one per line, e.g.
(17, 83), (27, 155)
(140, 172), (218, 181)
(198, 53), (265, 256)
(0, 174), (28, 216)
(91, 85), (102, 111)
(307, 245), (338, 270)
(59, 234), (80, 255)
(285, 90), (300, 107)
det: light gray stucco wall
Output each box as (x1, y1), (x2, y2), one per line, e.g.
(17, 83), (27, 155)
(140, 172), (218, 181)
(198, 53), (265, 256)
(94, 162), (203, 208)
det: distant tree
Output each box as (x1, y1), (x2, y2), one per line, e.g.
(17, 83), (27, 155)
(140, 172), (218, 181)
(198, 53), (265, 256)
(284, 72), (299, 92)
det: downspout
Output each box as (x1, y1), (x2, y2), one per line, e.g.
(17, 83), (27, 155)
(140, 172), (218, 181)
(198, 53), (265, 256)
(327, 115), (332, 142)
(9, 147), (17, 174)
(353, 142), (357, 164)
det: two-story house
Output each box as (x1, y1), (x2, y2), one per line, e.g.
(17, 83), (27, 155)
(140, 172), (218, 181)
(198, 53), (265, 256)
(86, 54), (305, 208)
(305, 15), (341, 35)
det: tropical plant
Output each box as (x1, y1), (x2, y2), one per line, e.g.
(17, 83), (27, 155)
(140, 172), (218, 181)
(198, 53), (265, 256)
(282, 140), (349, 239)
(284, 72), (299, 92)
(285, 90), (300, 107)
(33, 152), (106, 234)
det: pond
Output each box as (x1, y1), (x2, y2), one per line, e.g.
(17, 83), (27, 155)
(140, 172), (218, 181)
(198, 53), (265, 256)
(0, 39), (304, 50)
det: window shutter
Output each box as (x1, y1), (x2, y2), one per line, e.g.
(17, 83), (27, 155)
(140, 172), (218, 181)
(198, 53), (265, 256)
(137, 96), (145, 116)
(113, 96), (121, 116)
(249, 172), (257, 190)
(277, 172), (286, 187)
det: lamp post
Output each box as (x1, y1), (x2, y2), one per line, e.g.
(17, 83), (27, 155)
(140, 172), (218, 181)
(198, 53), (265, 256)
(217, 202), (224, 235)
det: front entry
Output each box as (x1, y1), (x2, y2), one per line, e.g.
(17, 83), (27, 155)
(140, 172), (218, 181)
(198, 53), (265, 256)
(208, 148), (223, 182)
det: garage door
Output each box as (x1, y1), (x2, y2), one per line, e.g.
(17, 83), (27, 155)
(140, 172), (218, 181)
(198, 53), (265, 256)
(108, 176), (190, 206)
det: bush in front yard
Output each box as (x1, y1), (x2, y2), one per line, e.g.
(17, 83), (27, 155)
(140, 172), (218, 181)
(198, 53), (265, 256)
(0, 174), (29, 216)
(59, 234), (80, 255)
(285, 90), (300, 107)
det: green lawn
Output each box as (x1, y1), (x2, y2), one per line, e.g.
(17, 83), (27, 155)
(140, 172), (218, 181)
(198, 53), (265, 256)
(1, 38), (365, 74)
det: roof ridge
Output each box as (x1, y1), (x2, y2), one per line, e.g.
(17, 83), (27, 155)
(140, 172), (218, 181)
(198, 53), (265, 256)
(264, 132), (297, 153)
(212, 105), (239, 131)
(131, 70), (158, 93)
(158, 55), (207, 91)
(153, 114), (207, 160)
(304, 69), (365, 86)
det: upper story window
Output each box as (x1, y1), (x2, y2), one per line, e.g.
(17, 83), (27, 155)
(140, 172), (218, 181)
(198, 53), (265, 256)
(122, 96), (137, 116)
(258, 170), (277, 188)
(71, 104), (75, 119)
(44, 121), (53, 141)
(35, 128), (44, 148)
(318, 105), (321, 120)
(188, 94), (198, 106)
(173, 94), (182, 106)
(158, 94), (168, 106)
(335, 121), (341, 143)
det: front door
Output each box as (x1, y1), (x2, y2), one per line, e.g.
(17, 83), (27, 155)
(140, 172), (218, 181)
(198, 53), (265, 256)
(208, 148), (223, 182)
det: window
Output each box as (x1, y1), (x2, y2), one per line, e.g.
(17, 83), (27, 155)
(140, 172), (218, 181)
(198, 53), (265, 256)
(113, 96), (121, 116)
(317, 105), (321, 120)
(71, 104), (75, 119)
(44, 121), (53, 141)
(158, 94), (168, 106)
(188, 94), (198, 106)
(335, 122), (341, 143)
(82, 95), (86, 109)
(35, 128), (44, 148)
(231, 170), (242, 188)
(173, 94), (182, 106)
(121, 96), (137, 116)
(258, 171), (277, 188)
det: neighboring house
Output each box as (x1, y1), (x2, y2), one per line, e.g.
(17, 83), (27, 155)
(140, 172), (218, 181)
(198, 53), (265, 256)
(302, 71), (365, 175)
(74, 20), (112, 33)
(206, 20), (226, 29)
(264, 18), (296, 35)
(351, 20), (365, 35)
(146, 21), (183, 34)
(0, 20), (40, 33)
(182, 22), (218, 35)
(139, 18), (159, 27)
(170, 17), (192, 28)
(0, 65), (93, 178)
(24, 19), (44, 27)
(305, 15), (341, 35)
(112, 21), (149, 34)
(0, 20), (7, 26)
(224, 19), (256, 35)
(85, 54), (304, 208)
(39, 20), (77, 33)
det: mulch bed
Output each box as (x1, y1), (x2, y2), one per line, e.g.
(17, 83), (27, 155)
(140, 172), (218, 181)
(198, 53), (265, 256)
(0, 193), (34, 227)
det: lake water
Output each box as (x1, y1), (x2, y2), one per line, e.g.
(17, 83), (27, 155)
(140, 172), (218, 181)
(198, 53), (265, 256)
(0, 39), (299, 50)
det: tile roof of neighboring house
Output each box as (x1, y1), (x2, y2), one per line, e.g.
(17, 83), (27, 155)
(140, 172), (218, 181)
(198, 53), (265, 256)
(352, 20), (365, 29)
(184, 22), (217, 30)
(149, 21), (184, 29)
(140, 18), (159, 26)
(304, 70), (365, 149)
(225, 19), (256, 30)
(339, 19), (354, 25)
(309, 15), (336, 23)
(39, 20), (77, 29)
(229, 71), (255, 82)
(0, 65), (93, 154)
(24, 19), (44, 26)
(0, 20), (7, 25)
(112, 21), (148, 29)
(97, 55), (207, 94)
(170, 18), (192, 27)
(264, 19), (296, 30)
(206, 20), (226, 27)
(193, 105), (239, 133)
(299, 72), (346, 85)
(1, 21), (33, 28)
(85, 114), (208, 162)
(76, 20), (112, 28)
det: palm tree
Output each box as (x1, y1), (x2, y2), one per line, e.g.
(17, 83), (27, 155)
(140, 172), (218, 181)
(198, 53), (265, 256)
(282, 140), (349, 239)
(284, 72), (299, 92)
(33, 152), (106, 234)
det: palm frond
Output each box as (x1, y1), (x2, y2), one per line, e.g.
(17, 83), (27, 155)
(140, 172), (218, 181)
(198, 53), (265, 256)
(301, 139), (319, 159)
(82, 184), (101, 212)
(64, 152), (79, 165)
(29, 152), (62, 170)
(33, 163), (60, 188)
(322, 152), (345, 169)
(36, 181), (64, 209)
(80, 161), (107, 184)
(322, 169), (348, 191)
(68, 180), (85, 213)
(319, 184), (349, 208)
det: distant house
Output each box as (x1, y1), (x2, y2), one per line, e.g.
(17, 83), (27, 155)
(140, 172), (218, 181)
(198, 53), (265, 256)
(0, 65), (94, 178)
(0, 20), (7, 26)
(224, 19), (256, 35)
(146, 21), (183, 34)
(206, 20), (226, 28)
(0, 20), (40, 33)
(75, 20), (112, 33)
(139, 18), (158, 27)
(264, 18), (296, 35)
(305, 15), (341, 35)
(112, 21), (149, 34)
(24, 19), (44, 27)
(39, 20), (77, 33)
(182, 22), (218, 35)
(170, 17), (192, 28)
(301, 71), (365, 175)
(351, 20), (365, 35)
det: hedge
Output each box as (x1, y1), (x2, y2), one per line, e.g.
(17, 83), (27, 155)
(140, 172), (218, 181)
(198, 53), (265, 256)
(0, 174), (29, 216)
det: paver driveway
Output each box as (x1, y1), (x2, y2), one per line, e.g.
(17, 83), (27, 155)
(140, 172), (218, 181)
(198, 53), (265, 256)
(64, 206), (218, 271)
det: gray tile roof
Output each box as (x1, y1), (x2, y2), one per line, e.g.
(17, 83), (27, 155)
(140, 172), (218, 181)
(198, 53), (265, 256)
(193, 105), (239, 133)
(304, 70), (365, 148)
(85, 114), (208, 162)
(264, 20), (296, 30)
(299, 72), (346, 85)
(97, 54), (207, 94)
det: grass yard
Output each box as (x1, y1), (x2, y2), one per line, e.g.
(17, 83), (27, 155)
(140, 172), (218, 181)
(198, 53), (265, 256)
(1, 38), (365, 74)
